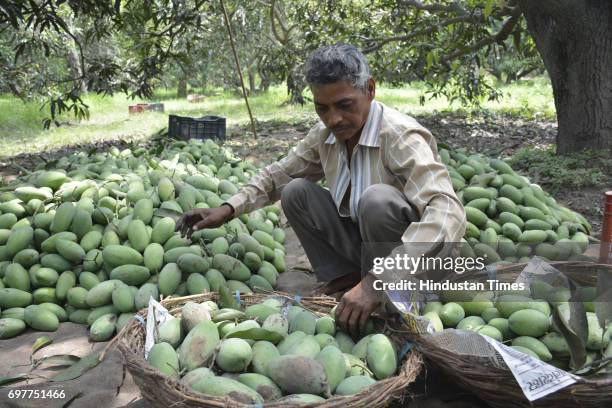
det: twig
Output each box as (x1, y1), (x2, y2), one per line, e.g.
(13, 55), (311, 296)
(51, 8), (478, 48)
(220, 0), (258, 139)
(571, 356), (612, 374)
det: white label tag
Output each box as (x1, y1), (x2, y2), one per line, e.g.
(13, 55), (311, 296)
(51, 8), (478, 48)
(144, 297), (175, 359)
(481, 335), (579, 401)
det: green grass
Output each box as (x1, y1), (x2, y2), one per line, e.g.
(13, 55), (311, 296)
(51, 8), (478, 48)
(0, 76), (555, 160)
(374, 76), (555, 120)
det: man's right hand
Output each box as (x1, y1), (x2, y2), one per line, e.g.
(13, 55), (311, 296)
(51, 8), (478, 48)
(175, 204), (234, 239)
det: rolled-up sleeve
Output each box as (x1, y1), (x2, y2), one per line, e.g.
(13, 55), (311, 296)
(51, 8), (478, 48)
(226, 124), (326, 217)
(386, 129), (466, 248)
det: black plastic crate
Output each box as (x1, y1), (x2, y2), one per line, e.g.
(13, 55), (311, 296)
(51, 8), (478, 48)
(168, 115), (226, 141)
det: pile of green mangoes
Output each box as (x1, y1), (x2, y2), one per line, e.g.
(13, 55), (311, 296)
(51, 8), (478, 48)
(145, 297), (398, 404)
(421, 282), (611, 372)
(0, 139), (287, 340)
(440, 148), (592, 264)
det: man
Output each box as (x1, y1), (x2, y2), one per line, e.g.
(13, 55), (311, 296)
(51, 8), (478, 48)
(176, 43), (466, 336)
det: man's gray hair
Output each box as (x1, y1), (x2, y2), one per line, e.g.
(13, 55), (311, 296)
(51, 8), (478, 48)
(304, 43), (370, 91)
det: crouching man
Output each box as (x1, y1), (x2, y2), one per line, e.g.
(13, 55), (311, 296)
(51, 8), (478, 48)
(177, 43), (466, 336)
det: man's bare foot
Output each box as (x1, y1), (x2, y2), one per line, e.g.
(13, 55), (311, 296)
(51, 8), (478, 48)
(310, 273), (361, 296)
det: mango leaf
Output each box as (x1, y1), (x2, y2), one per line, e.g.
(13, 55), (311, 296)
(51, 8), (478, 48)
(33, 354), (81, 370)
(145, 156), (160, 170)
(426, 52), (434, 69)
(595, 297), (612, 334)
(0, 374), (29, 387)
(43, 160), (59, 170)
(595, 269), (612, 330)
(211, 309), (245, 322)
(49, 352), (101, 382)
(32, 336), (53, 355)
(149, 144), (165, 156)
(551, 302), (588, 370)
(219, 285), (240, 310)
(225, 328), (284, 344)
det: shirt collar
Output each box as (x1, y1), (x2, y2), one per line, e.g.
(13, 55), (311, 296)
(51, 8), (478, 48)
(324, 100), (382, 147)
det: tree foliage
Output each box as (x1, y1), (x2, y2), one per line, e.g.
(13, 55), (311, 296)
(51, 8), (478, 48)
(1, 0), (546, 126)
(288, 0), (543, 105)
(1, 0), (209, 127)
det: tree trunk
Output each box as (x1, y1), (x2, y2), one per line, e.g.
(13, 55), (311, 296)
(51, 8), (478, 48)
(63, 17), (87, 93)
(259, 66), (271, 92)
(65, 43), (87, 93)
(248, 67), (256, 94)
(177, 77), (187, 98)
(258, 56), (271, 92)
(286, 65), (306, 105)
(519, 0), (612, 153)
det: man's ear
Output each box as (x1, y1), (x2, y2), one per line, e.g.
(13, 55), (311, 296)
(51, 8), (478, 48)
(367, 77), (376, 100)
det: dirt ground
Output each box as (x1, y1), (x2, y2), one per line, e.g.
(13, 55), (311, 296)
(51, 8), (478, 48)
(1, 113), (607, 407)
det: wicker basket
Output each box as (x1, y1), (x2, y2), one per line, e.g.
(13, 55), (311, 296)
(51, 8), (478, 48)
(411, 261), (612, 408)
(117, 291), (423, 408)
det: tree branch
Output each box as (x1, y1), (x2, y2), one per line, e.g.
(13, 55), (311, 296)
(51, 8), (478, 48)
(441, 10), (522, 63)
(398, 0), (469, 15)
(365, 1), (522, 53)
(272, 0), (289, 33)
(269, 0), (287, 44)
(53, 17), (86, 91)
(363, 14), (481, 53)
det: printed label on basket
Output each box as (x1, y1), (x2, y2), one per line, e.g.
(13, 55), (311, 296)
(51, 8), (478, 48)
(385, 289), (431, 334)
(385, 289), (416, 314)
(482, 335), (579, 401)
(144, 297), (175, 359)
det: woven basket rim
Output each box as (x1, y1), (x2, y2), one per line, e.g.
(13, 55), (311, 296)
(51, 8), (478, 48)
(493, 260), (612, 273)
(413, 332), (612, 408)
(415, 330), (612, 383)
(116, 291), (423, 408)
(410, 262), (612, 407)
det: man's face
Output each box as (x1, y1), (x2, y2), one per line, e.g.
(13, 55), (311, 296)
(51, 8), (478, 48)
(311, 78), (375, 142)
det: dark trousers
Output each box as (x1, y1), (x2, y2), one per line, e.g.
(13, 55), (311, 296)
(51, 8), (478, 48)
(280, 179), (419, 281)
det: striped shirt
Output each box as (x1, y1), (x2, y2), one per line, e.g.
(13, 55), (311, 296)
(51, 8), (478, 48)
(226, 100), (466, 246)
(328, 99), (383, 221)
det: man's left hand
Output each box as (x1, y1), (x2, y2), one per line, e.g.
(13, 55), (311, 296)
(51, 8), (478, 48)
(336, 273), (382, 337)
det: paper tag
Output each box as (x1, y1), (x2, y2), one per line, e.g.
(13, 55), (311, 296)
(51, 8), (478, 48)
(481, 335), (579, 401)
(144, 297), (175, 359)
